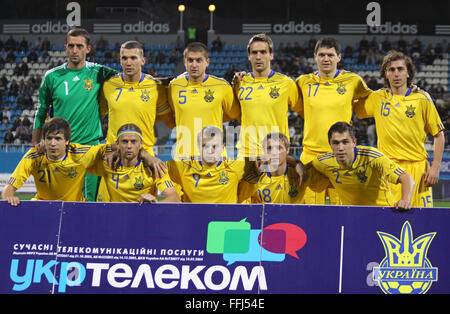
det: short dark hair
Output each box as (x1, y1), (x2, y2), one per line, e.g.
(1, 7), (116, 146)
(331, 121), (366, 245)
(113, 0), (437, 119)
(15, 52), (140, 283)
(184, 42), (209, 59)
(380, 50), (416, 87)
(67, 28), (90, 46)
(121, 40), (144, 56)
(328, 122), (355, 142)
(314, 37), (341, 55)
(43, 117), (71, 141)
(247, 33), (274, 54)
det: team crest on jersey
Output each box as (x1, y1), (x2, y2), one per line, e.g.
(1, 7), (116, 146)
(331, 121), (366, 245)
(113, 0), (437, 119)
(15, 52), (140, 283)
(134, 176), (144, 190)
(336, 82), (346, 95)
(140, 89), (150, 102)
(218, 171), (229, 185)
(204, 89), (215, 103)
(269, 86), (280, 99)
(67, 167), (78, 178)
(405, 105), (416, 118)
(288, 185), (298, 198)
(373, 221), (438, 294)
(83, 79), (94, 91)
(355, 168), (367, 183)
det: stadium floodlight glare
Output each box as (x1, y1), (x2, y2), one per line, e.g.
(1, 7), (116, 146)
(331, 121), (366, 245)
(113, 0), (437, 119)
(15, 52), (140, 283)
(178, 4), (185, 30)
(209, 4), (215, 30)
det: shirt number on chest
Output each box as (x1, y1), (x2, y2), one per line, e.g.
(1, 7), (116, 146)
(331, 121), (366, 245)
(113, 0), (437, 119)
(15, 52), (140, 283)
(238, 87), (253, 100)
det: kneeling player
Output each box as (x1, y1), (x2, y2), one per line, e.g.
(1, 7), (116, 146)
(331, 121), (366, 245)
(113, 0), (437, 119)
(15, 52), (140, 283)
(88, 124), (180, 203)
(308, 122), (415, 209)
(247, 132), (306, 204)
(2, 117), (103, 205)
(167, 126), (258, 203)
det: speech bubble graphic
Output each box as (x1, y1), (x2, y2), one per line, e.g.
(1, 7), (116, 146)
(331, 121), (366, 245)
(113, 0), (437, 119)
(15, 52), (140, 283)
(258, 223), (307, 259)
(206, 218), (251, 254)
(258, 228), (286, 254)
(223, 230), (285, 265)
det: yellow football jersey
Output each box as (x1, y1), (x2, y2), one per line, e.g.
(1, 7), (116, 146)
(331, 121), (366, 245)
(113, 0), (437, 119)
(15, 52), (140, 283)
(234, 71), (300, 158)
(166, 159), (252, 203)
(89, 157), (177, 202)
(354, 88), (445, 162)
(8, 143), (103, 201)
(99, 73), (170, 155)
(168, 74), (240, 158)
(311, 146), (405, 206)
(296, 70), (372, 163)
(248, 166), (306, 204)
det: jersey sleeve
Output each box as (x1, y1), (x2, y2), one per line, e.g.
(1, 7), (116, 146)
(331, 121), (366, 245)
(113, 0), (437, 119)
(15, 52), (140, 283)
(155, 83), (175, 128)
(75, 144), (108, 169)
(308, 159), (333, 192)
(34, 72), (52, 130)
(371, 154), (405, 185)
(8, 149), (37, 190)
(155, 83), (170, 116)
(166, 160), (183, 185)
(85, 157), (107, 177)
(353, 90), (377, 119)
(222, 84), (241, 121)
(226, 160), (258, 202)
(154, 170), (178, 194)
(84, 145), (110, 177)
(421, 92), (446, 136)
(293, 76), (305, 117)
(167, 83), (176, 111)
(287, 79), (301, 112)
(353, 75), (372, 100)
(99, 83), (109, 121)
(99, 65), (119, 83)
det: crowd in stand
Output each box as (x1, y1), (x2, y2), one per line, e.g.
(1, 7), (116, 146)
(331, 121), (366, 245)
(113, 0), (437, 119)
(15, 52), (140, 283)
(1, 35), (449, 151)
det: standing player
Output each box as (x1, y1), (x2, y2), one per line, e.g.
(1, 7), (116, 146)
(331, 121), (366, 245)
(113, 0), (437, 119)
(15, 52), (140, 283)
(309, 122), (414, 209)
(234, 34), (300, 159)
(32, 28), (117, 201)
(167, 42), (240, 159)
(295, 37), (372, 205)
(99, 40), (174, 156)
(88, 124), (180, 203)
(166, 126), (258, 203)
(354, 51), (445, 207)
(247, 133), (306, 204)
(3, 117), (103, 206)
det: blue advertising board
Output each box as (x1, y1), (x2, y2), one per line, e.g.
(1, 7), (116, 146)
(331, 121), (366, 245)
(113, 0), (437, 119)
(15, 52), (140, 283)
(0, 201), (449, 294)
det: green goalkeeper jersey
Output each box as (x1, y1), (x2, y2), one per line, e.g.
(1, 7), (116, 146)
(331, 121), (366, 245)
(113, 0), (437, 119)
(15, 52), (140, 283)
(34, 61), (117, 144)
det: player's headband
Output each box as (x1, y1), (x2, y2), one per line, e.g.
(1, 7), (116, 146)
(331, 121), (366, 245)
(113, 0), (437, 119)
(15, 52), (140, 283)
(117, 130), (143, 140)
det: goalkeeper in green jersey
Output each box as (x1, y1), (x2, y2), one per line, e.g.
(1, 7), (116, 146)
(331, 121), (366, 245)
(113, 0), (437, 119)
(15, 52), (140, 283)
(32, 28), (117, 201)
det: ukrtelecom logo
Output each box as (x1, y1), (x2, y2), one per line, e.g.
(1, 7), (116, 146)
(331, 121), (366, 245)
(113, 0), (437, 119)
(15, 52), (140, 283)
(373, 221), (438, 294)
(206, 219), (307, 265)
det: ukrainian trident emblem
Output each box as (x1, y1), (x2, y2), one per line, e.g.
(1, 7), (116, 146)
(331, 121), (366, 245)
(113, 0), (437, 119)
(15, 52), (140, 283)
(373, 221), (438, 294)
(83, 78), (94, 91)
(204, 89), (215, 102)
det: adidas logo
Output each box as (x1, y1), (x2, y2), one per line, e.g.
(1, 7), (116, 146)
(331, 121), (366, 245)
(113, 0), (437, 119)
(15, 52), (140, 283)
(191, 88), (198, 93)
(258, 85), (264, 90)
(72, 76), (80, 81)
(276, 184), (282, 190)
